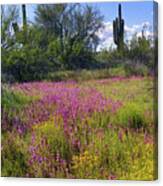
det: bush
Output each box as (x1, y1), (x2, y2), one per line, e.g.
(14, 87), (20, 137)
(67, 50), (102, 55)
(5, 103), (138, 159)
(108, 66), (126, 77)
(124, 62), (149, 77)
(1, 73), (16, 84)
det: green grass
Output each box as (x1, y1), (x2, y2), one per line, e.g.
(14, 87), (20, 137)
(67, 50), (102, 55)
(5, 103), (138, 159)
(81, 77), (154, 131)
(2, 85), (33, 113)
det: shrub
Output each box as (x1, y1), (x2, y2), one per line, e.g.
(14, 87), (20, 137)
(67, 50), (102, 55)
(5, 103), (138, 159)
(124, 62), (149, 77)
(108, 66), (126, 77)
(1, 73), (16, 84)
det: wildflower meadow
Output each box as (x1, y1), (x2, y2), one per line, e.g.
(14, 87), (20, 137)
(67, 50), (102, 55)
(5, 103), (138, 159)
(1, 76), (157, 180)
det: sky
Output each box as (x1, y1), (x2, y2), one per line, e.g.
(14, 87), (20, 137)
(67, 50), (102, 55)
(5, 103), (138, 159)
(23, 1), (154, 50)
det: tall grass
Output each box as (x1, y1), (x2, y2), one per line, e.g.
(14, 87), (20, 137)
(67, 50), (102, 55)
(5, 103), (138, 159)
(2, 85), (32, 113)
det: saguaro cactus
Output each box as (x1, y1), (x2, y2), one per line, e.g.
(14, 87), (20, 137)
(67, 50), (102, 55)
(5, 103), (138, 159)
(22, 4), (27, 29)
(12, 4), (27, 33)
(113, 4), (124, 51)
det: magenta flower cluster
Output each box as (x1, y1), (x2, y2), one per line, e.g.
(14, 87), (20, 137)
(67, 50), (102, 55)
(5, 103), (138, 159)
(4, 81), (122, 135)
(28, 133), (69, 178)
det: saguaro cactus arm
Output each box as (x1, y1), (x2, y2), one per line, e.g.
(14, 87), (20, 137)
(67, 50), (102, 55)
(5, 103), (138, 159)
(113, 20), (118, 45)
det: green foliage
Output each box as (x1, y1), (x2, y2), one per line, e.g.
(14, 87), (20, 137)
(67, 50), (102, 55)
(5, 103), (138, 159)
(86, 129), (155, 180)
(95, 28), (154, 76)
(124, 62), (149, 77)
(109, 66), (126, 76)
(1, 73), (16, 83)
(46, 67), (126, 82)
(71, 151), (100, 179)
(1, 132), (28, 177)
(35, 4), (103, 51)
(2, 26), (56, 82)
(2, 85), (32, 113)
(33, 119), (72, 161)
(2, 4), (104, 82)
(111, 102), (147, 129)
(127, 32), (154, 72)
(1, 4), (156, 82)
(96, 48), (126, 68)
(34, 4), (103, 70)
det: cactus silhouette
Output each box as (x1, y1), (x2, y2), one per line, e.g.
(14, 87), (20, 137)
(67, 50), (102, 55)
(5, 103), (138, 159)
(12, 4), (27, 33)
(113, 4), (124, 51)
(22, 4), (27, 29)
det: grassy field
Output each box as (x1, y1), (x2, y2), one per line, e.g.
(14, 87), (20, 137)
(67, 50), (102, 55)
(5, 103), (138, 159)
(1, 76), (157, 180)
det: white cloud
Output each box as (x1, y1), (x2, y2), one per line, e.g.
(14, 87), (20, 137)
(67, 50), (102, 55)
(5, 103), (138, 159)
(125, 25), (135, 34)
(96, 21), (115, 51)
(96, 21), (153, 51)
(96, 36), (116, 52)
(96, 21), (113, 40)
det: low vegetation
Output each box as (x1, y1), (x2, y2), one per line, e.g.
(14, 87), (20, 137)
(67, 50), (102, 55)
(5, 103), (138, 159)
(1, 77), (157, 179)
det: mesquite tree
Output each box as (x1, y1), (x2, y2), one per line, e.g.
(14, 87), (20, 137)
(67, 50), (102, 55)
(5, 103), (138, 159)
(35, 4), (103, 53)
(113, 4), (124, 51)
